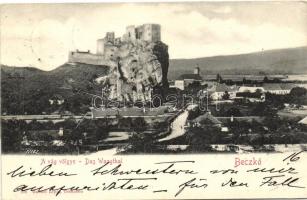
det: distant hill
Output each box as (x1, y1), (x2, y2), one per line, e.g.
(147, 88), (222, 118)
(169, 46), (307, 80)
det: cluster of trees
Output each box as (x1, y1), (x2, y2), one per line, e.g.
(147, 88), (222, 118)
(215, 74), (285, 85)
(185, 126), (226, 145)
(213, 87), (307, 117)
(121, 117), (168, 132)
(1, 64), (108, 115)
(179, 116), (306, 148)
(221, 91), (230, 100)
(263, 76), (285, 83)
(265, 87), (307, 108)
(187, 106), (202, 120)
(122, 133), (156, 154)
(226, 116), (306, 145)
(2, 120), (25, 152)
(117, 117), (148, 131)
(1, 118), (110, 153)
(1, 115), (154, 153)
(1, 81), (94, 115)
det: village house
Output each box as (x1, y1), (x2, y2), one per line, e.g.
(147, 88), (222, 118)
(190, 113), (222, 128)
(173, 67), (202, 90)
(172, 80), (185, 90)
(262, 83), (295, 95)
(238, 86), (265, 93)
(189, 113), (230, 132)
(208, 83), (295, 102)
(298, 117), (307, 126)
(210, 84), (239, 100)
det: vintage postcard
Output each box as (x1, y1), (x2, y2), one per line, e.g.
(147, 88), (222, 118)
(1, 1), (307, 199)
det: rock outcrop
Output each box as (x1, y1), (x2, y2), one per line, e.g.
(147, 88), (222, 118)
(96, 40), (169, 102)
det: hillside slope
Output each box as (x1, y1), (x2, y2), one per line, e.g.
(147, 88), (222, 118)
(1, 63), (109, 114)
(169, 46), (307, 80)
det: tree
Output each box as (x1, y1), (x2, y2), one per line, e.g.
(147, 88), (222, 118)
(253, 102), (278, 117)
(28, 120), (44, 130)
(226, 107), (242, 117)
(55, 117), (77, 129)
(187, 107), (201, 120)
(125, 133), (154, 153)
(119, 117), (132, 129)
(222, 91), (230, 100)
(263, 76), (269, 83)
(288, 87), (307, 106)
(290, 87), (307, 97)
(2, 120), (24, 152)
(216, 74), (223, 83)
(255, 89), (263, 96)
(132, 117), (147, 131)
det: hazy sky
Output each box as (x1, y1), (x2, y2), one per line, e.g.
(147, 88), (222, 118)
(1, 2), (306, 70)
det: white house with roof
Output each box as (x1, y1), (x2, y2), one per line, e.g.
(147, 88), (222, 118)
(173, 80), (185, 90)
(238, 86), (265, 93)
(298, 117), (307, 126)
(173, 67), (202, 90)
(263, 83), (296, 95)
(190, 113), (223, 128)
(190, 112), (230, 132)
(210, 84), (239, 100)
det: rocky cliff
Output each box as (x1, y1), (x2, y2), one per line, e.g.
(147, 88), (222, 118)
(96, 40), (169, 102)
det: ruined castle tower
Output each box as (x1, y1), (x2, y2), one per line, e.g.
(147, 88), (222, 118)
(123, 24), (161, 43)
(68, 24), (169, 103)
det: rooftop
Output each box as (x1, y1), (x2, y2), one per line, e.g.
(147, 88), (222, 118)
(178, 74), (202, 80)
(238, 86), (264, 93)
(280, 83), (296, 90)
(214, 84), (239, 92)
(262, 84), (282, 90)
(192, 113), (222, 125)
(298, 116), (307, 125)
(262, 83), (296, 91)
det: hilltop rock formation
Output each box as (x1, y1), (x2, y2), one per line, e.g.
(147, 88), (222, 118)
(96, 40), (169, 102)
(69, 24), (169, 103)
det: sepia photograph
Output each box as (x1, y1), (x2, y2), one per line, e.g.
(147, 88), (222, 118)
(1, 2), (307, 156)
(1, 2), (307, 200)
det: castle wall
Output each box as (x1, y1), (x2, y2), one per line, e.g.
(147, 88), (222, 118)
(105, 32), (115, 43)
(96, 39), (105, 55)
(68, 51), (110, 65)
(126, 25), (136, 41)
(135, 26), (144, 40)
(69, 23), (162, 67)
(142, 24), (161, 42)
(123, 24), (161, 42)
(194, 67), (200, 75)
(114, 37), (121, 45)
(151, 24), (161, 42)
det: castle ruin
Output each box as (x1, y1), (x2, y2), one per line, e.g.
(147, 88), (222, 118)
(68, 24), (169, 103)
(69, 24), (161, 64)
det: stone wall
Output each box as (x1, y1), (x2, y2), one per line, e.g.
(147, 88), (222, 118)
(96, 39), (105, 55)
(125, 25), (137, 41)
(68, 51), (111, 66)
(141, 24), (161, 42)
